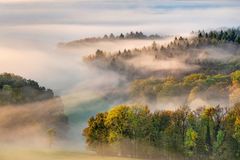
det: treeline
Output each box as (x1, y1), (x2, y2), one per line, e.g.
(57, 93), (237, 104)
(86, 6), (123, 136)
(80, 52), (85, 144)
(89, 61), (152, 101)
(59, 31), (162, 47)
(83, 104), (240, 160)
(101, 31), (162, 40)
(83, 28), (240, 79)
(130, 70), (240, 105)
(84, 28), (240, 62)
(197, 28), (240, 44)
(0, 73), (54, 105)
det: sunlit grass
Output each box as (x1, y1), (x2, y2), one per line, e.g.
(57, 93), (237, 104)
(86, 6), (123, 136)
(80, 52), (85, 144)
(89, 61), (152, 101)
(0, 149), (138, 160)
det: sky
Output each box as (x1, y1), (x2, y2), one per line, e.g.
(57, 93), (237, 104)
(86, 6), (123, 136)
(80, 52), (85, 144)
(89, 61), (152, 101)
(1, 0), (240, 42)
(0, 0), (240, 93)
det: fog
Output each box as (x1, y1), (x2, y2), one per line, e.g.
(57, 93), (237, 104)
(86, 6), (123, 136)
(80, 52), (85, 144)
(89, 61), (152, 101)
(1, 0), (239, 91)
(0, 98), (66, 147)
(59, 38), (173, 54)
(0, 0), (240, 157)
(126, 54), (199, 72)
(0, 32), (238, 152)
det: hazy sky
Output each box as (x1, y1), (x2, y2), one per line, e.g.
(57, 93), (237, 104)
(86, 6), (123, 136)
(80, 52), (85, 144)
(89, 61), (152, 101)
(0, 0), (240, 42)
(0, 0), (240, 93)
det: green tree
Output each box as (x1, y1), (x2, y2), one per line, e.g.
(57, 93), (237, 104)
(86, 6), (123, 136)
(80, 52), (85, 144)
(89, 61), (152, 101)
(184, 128), (198, 157)
(83, 112), (109, 154)
(231, 70), (240, 83)
(233, 117), (240, 143)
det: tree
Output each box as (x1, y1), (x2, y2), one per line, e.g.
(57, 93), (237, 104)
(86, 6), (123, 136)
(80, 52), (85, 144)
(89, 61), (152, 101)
(128, 105), (151, 158)
(95, 49), (105, 58)
(235, 36), (240, 44)
(103, 34), (108, 39)
(83, 112), (109, 154)
(225, 103), (240, 159)
(184, 128), (198, 157)
(47, 128), (56, 148)
(213, 130), (225, 158)
(150, 110), (172, 149)
(201, 106), (225, 154)
(152, 41), (157, 51)
(233, 117), (240, 143)
(83, 103), (240, 159)
(165, 106), (190, 153)
(109, 33), (115, 39)
(119, 33), (125, 39)
(231, 70), (240, 83)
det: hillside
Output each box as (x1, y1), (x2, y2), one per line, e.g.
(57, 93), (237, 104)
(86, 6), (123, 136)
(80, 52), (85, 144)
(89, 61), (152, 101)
(0, 73), (69, 143)
(130, 71), (240, 107)
(83, 28), (240, 80)
(82, 28), (240, 160)
(0, 73), (54, 105)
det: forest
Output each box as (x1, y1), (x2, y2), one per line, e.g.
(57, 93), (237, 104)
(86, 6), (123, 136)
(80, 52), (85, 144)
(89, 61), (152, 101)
(83, 104), (240, 160)
(83, 28), (240, 80)
(2, 28), (239, 159)
(83, 28), (240, 160)
(0, 73), (54, 104)
(130, 70), (240, 106)
(2, 1), (240, 160)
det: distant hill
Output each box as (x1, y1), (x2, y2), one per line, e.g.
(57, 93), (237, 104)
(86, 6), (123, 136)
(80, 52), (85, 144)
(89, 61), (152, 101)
(83, 28), (240, 80)
(0, 73), (68, 142)
(82, 29), (240, 160)
(0, 73), (54, 105)
(58, 31), (164, 48)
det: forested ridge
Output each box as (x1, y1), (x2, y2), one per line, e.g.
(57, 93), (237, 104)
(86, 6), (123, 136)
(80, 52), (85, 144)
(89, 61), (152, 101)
(85, 28), (240, 61)
(83, 28), (240, 79)
(0, 73), (69, 141)
(130, 70), (240, 106)
(0, 73), (54, 104)
(83, 28), (240, 159)
(59, 31), (163, 48)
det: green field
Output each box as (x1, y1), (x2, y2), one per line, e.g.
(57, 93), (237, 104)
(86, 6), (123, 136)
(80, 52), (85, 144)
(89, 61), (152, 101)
(0, 149), (138, 160)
